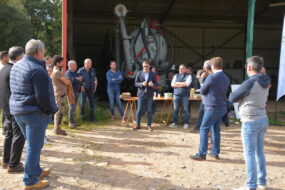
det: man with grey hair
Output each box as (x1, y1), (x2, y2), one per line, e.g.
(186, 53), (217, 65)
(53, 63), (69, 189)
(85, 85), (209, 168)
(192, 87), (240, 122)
(193, 60), (213, 132)
(78, 58), (98, 122)
(65, 60), (82, 128)
(10, 39), (57, 189)
(230, 56), (271, 190)
(0, 46), (25, 173)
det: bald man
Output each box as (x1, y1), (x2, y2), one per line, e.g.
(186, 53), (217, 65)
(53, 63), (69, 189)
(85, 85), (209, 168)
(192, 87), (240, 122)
(78, 58), (98, 122)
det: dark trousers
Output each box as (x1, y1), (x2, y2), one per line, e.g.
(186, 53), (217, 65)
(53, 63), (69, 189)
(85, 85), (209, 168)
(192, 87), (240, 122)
(80, 89), (95, 121)
(3, 110), (25, 168)
(136, 95), (153, 126)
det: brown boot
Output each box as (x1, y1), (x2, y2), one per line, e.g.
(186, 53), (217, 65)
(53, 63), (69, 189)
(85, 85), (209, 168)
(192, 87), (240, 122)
(38, 168), (51, 179)
(23, 180), (49, 190)
(2, 162), (8, 169)
(133, 125), (141, 130)
(53, 128), (67, 136)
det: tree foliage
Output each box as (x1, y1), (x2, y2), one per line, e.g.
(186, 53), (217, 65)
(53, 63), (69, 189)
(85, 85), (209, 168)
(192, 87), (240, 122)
(0, 3), (33, 50)
(24, 0), (62, 55)
(0, 0), (62, 55)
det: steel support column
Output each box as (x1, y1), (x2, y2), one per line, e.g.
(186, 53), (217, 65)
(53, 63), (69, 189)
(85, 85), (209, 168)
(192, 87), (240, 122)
(245, 0), (256, 78)
(62, 0), (68, 73)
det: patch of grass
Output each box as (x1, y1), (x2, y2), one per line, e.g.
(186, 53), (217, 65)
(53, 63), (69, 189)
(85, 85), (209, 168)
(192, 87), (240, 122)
(269, 117), (285, 126)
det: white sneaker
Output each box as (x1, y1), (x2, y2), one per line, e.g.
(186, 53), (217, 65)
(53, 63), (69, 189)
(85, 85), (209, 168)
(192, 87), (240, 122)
(257, 185), (267, 190)
(169, 123), (178, 128)
(183, 124), (189, 129)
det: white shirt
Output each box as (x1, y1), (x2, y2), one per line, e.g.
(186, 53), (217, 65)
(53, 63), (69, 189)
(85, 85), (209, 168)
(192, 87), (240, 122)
(171, 74), (192, 87)
(143, 71), (149, 82)
(213, 69), (223, 73)
(0, 63), (4, 71)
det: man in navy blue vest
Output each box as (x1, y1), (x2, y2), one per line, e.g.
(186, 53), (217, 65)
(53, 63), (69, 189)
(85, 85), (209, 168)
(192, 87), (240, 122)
(10, 39), (57, 189)
(191, 57), (229, 160)
(169, 64), (192, 129)
(134, 60), (158, 132)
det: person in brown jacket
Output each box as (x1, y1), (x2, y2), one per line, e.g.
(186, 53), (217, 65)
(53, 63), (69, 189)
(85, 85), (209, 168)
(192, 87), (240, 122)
(51, 55), (72, 136)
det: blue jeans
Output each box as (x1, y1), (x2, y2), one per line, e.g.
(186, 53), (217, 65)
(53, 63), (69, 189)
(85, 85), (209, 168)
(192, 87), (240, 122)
(80, 89), (95, 121)
(136, 95), (153, 126)
(172, 95), (190, 124)
(14, 112), (51, 186)
(68, 92), (79, 124)
(198, 108), (227, 156)
(107, 89), (124, 117)
(241, 117), (268, 189)
(196, 102), (204, 129)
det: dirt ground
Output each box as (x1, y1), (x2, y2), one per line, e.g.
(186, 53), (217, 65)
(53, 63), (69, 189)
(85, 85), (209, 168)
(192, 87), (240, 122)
(0, 101), (285, 190)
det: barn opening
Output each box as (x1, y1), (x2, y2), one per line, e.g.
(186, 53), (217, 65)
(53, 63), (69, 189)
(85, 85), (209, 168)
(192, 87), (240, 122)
(63, 0), (284, 99)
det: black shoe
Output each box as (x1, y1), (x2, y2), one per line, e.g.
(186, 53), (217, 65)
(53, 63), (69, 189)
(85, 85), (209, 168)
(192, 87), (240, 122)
(190, 153), (206, 161)
(7, 163), (24, 173)
(208, 152), (220, 160)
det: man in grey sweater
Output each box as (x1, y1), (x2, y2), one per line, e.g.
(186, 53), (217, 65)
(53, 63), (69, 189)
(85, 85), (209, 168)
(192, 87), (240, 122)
(229, 56), (271, 190)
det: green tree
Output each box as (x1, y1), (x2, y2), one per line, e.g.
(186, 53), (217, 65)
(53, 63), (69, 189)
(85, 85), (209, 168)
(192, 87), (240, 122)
(24, 0), (62, 55)
(0, 3), (33, 50)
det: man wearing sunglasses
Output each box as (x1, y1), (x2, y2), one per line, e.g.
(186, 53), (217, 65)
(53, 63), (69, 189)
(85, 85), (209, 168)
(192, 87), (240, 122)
(134, 60), (158, 132)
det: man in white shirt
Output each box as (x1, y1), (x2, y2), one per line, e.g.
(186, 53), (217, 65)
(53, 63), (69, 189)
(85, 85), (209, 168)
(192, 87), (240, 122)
(169, 64), (192, 129)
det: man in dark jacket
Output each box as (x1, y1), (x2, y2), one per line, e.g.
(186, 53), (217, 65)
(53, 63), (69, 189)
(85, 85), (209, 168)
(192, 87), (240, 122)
(10, 39), (58, 189)
(0, 46), (25, 173)
(65, 60), (82, 128)
(134, 60), (158, 132)
(78, 58), (98, 122)
(230, 56), (270, 190)
(191, 57), (229, 161)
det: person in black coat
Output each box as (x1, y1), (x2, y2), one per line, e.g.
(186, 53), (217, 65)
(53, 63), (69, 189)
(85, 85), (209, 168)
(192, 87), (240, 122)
(134, 60), (158, 132)
(0, 46), (25, 173)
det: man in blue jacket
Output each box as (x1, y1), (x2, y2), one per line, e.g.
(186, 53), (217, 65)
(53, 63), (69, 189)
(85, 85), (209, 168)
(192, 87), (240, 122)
(10, 39), (58, 189)
(78, 58), (98, 122)
(230, 56), (270, 190)
(134, 60), (158, 132)
(106, 60), (124, 120)
(65, 60), (82, 128)
(0, 46), (25, 173)
(191, 57), (229, 160)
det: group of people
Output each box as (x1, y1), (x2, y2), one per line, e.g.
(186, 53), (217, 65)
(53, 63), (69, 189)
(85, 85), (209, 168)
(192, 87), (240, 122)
(0, 38), (270, 190)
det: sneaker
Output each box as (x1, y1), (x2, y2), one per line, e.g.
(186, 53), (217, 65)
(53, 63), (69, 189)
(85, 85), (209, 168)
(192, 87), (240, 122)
(7, 163), (24, 173)
(23, 180), (49, 190)
(147, 126), (154, 132)
(208, 152), (220, 160)
(169, 123), (178, 128)
(190, 153), (206, 161)
(257, 185), (267, 190)
(233, 186), (255, 190)
(111, 116), (115, 120)
(183, 124), (189, 129)
(69, 124), (76, 129)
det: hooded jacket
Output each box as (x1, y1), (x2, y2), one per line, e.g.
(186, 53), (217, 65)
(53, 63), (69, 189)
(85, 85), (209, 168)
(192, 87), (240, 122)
(229, 73), (271, 122)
